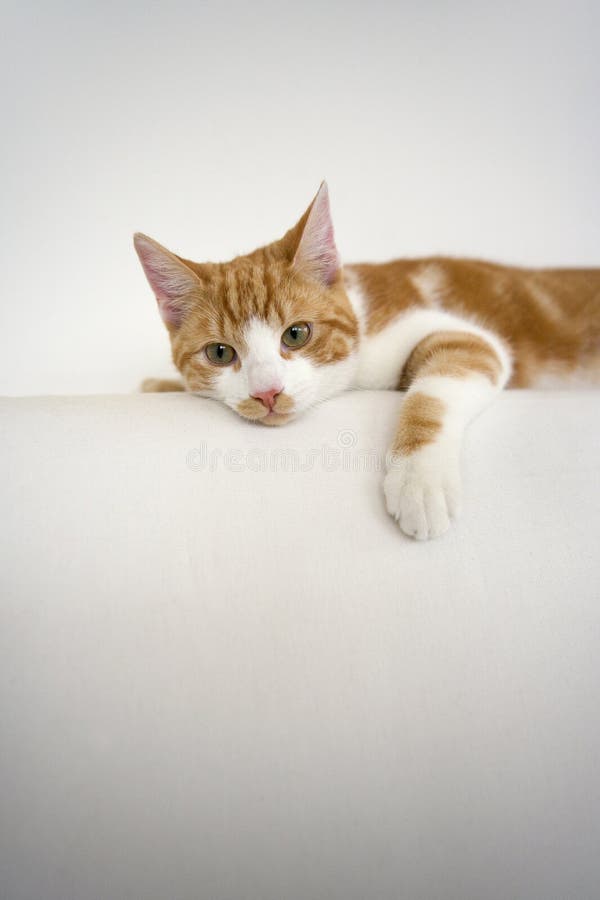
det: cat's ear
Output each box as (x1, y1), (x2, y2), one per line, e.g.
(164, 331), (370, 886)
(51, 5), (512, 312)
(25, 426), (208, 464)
(133, 233), (200, 328)
(291, 182), (341, 286)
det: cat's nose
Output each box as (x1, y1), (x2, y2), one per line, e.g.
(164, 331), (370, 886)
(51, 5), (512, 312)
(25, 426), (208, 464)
(252, 387), (282, 411)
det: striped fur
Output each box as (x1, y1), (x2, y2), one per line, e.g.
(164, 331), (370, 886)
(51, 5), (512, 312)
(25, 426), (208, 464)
(392, 393), (445, 456)
(135, 183), (600, 539)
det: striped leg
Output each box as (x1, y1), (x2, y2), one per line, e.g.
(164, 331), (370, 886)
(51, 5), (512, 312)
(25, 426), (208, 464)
(384, 330), (511, 540)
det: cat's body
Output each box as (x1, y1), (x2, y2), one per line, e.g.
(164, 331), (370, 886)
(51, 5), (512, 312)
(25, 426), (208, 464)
(347, 259), (600, 390)
(134, 184), (600, 539)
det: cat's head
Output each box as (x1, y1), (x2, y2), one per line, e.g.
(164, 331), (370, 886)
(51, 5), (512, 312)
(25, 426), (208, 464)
(133, 183), (359, 425)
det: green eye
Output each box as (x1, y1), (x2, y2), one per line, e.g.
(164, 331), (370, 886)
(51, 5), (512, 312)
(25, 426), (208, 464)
(205, 343), (236, 366)
(282, 322), (311, 349)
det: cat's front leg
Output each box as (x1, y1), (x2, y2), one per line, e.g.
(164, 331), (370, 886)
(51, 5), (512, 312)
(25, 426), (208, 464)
(140, 378), (185, 392)
(383, 330), (511, 540)
(384, 413), (462, 540)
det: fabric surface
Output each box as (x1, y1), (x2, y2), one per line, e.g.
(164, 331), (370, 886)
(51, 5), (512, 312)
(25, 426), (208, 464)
(1, 390), (599, 900)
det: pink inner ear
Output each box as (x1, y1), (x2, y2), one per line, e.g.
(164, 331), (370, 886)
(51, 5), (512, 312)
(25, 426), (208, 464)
(293, 182), (341, 286)
(155, 295), (184, 327)
(134, 234), (195, 327)
(140, 255), (182, 325)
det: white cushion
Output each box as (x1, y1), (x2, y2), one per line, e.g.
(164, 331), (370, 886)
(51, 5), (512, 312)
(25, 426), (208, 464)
(2, 391), (599, 899)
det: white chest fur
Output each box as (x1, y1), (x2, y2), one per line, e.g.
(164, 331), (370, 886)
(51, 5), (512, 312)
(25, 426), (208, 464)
(343, 272), (511, 391)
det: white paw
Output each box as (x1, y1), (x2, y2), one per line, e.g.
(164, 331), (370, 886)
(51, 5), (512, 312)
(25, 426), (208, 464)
(383, 449), (461, 540)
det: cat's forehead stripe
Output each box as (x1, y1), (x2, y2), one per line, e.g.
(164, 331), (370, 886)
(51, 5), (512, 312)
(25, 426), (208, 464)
(218, 265), (237, 328)
(212, 261), (287, 328)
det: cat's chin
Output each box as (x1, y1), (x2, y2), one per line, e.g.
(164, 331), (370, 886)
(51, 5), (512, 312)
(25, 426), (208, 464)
(233, 396), (297, 426)
(255, 411), (294, 427)
(235, 409), (295, 426)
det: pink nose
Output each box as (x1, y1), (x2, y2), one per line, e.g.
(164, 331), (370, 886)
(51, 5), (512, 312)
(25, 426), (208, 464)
(252, 387), (282, 411)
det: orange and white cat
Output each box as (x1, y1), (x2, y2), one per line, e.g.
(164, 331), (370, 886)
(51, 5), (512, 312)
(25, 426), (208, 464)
(134, 183), (600, 540)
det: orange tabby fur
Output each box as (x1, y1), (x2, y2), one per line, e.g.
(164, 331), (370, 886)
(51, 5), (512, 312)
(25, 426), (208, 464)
(351, 258), (600, 387)
(143, 240), (600, 396)
(168, 234), (357, 400)
(135, 183), (599, 539)
(392, 393), (446, 456)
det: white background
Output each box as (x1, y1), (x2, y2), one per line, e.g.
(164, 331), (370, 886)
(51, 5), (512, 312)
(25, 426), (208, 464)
(1, 0), (599, 395)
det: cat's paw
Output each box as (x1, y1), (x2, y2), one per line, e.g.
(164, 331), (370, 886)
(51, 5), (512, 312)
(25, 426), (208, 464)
(140, 377), (185, 393)
(383, 449), (461, 540)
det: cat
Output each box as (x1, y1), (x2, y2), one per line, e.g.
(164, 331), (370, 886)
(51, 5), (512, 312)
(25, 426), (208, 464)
(134, 182), (600, 540)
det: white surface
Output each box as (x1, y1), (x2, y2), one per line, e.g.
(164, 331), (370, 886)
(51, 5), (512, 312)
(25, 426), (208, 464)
(1, 1), (599, 395)
(1, 390), (600, 899)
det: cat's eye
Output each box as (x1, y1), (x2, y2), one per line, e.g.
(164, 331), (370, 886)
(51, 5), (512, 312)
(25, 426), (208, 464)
(282, 322), (311, 349)
(205, 343), (237, 366)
